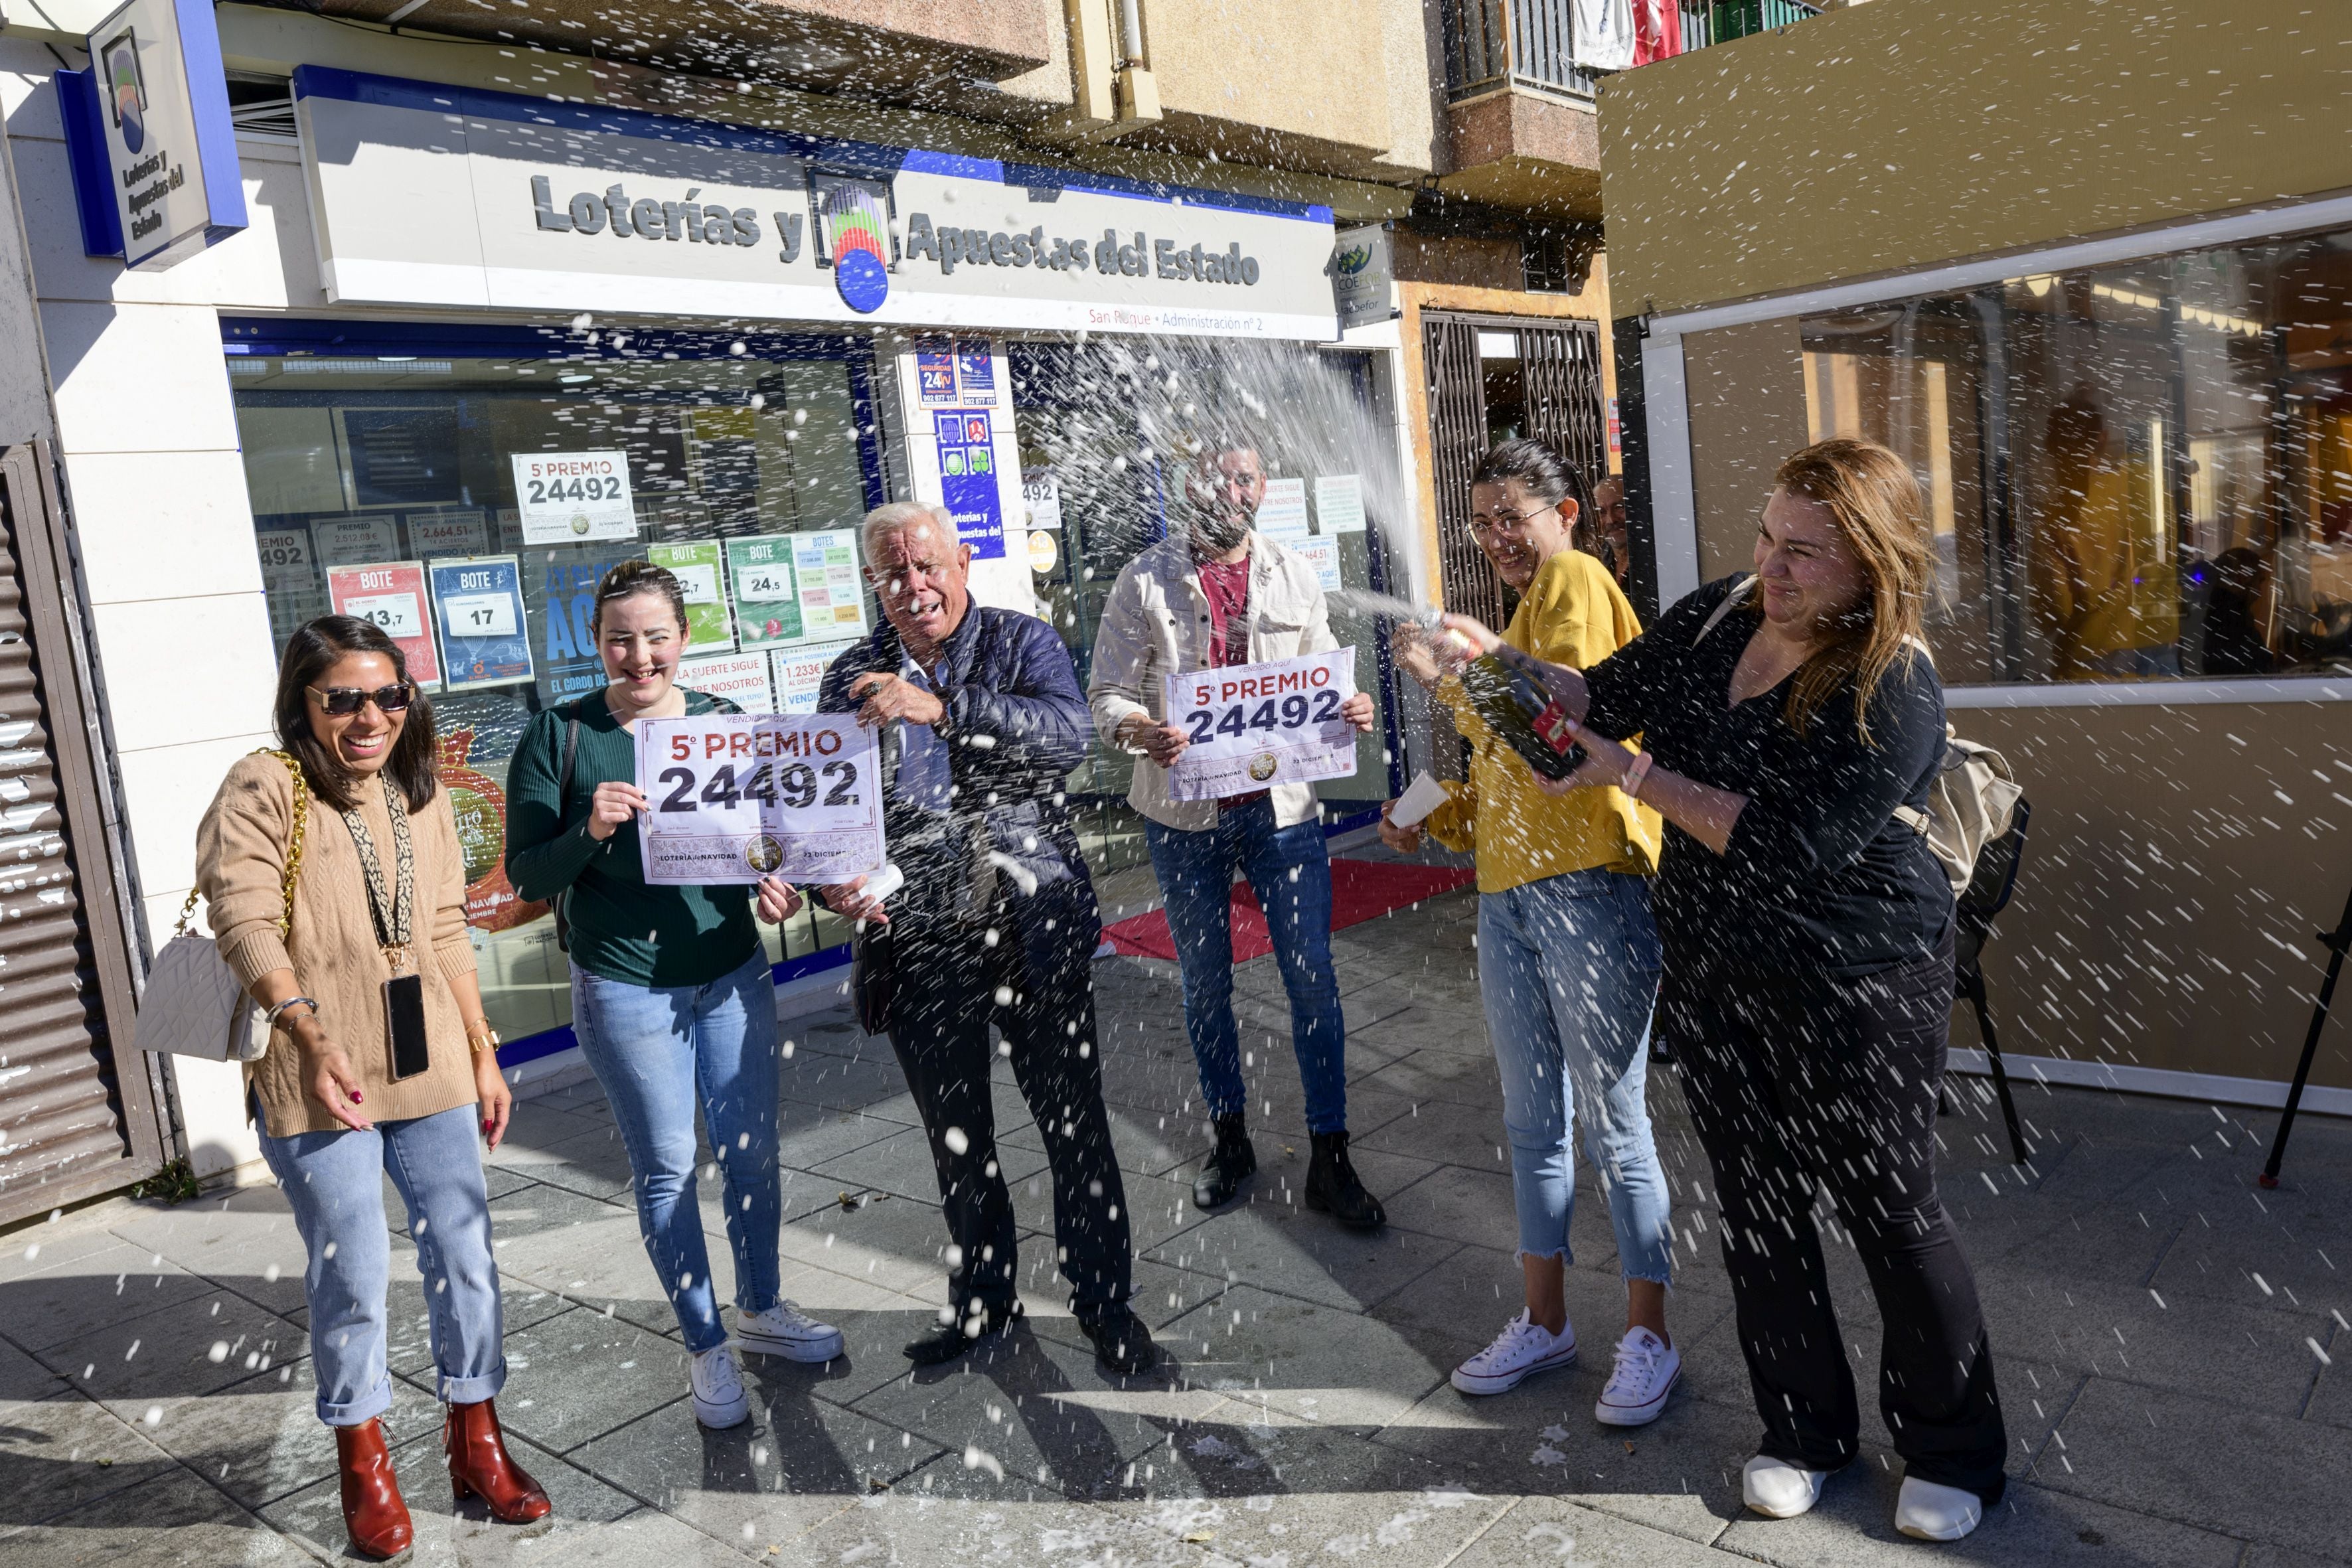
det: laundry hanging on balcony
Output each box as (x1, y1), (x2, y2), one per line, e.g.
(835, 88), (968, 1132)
(1632, 0), (1686, 64)
(1572, 0), (1636, 71)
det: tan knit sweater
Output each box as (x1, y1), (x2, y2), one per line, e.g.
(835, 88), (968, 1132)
(195, 752), (481, 1137)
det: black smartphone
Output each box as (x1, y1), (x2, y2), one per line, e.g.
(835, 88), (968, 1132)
(383, 974), (430, 1081)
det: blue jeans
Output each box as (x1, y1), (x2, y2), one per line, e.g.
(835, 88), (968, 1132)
(570, 949), (781, 1353)
(258, 1102), (506, 1425)
(1145, 797), (1347, 1134)
(1477, 870), (1674, 1284)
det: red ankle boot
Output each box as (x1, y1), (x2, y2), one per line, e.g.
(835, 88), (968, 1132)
(444, 1398), (552, 1524)
(335, 1417), (414, 1560)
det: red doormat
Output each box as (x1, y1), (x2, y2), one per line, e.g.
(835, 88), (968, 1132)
(1101, 858), (1475, 963)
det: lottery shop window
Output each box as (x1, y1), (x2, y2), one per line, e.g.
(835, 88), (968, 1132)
(223, 320), (888, 1049)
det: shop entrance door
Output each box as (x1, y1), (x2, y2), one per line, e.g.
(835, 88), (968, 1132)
(0, 440), (161, 1222)
(1421, 312), (1607, 629)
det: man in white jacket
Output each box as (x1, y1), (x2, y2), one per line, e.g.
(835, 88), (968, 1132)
(1087, 436), (1385, 1227)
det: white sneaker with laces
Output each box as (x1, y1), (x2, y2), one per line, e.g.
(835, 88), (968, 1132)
(1450, 1310), (1577, 1396)
(1741, 1453), (1830, 1519)
(738, 1300), (845, 1363)
(1593, 1326), (1680, 1426)
(689, 1342), (751, 1429)
(1894, 1476), (1983, 1541)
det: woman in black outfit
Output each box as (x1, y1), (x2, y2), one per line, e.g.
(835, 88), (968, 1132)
(1441, 438), (2004, 1542)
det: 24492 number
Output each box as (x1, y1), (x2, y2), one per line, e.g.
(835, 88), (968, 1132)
(524, 475), (623, 505)
(1182, 689), (1340, 745)
(655, 761), (860, 812)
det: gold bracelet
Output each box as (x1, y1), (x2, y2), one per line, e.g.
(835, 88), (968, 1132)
(465, 1019), (501, 1054)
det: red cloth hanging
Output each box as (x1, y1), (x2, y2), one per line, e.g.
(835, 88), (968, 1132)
(1632, 0), (1684, 64)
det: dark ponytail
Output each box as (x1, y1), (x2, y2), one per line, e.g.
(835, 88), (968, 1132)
(1473, 436), (1593, 526)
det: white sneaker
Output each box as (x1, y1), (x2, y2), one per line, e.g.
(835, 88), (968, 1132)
(1593, 1326), (1680, 1427)
(1895, 1476), (1983, 1541)
(737, 1300), (844, 1364)
(689, 1342), (751, 1429)
(1450, 1310), (1577, 1396)
(1742, 1453), (1830, 1519)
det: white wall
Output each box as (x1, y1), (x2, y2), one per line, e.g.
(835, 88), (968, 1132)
(0, 44), (303, 1174)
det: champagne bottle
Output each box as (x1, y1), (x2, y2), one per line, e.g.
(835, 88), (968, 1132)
(1454, 652), (1587, 781)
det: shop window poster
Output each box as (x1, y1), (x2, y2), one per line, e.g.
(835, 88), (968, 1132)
(933, 409), (1004, 560)
(726, 534), (805, 649)
(676, 649), (776, 713)
(792, 530), (870, 641)
(313, 514), (400, 566)
(512, 451), (637, 544)
(953, 337), (996, 405)
(647, 538), (736, 652)
(327, 560), (441, 688)
(914, 335), (957, 406)
(410, 507), (491, 558)
(431, 555), (534, 691)
(528, 542), (635, 702)
(772, 639), (861, 714)
(1257, 476), (1311, 542)
(1312, 473), (1367, 535)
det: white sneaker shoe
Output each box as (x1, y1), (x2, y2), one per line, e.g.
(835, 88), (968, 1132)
(1895, 1476), (1984, 1541)
(689, 1342), (751, 1429)
(1742, 1453), (1830, 1519)
(1593, 1326), (1680, 1427)
(738, 1300), (844, 1364)
(1450, 1310), (1577, 1396)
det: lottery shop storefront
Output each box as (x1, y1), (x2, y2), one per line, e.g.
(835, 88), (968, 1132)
(220, 66), (1370, 1065)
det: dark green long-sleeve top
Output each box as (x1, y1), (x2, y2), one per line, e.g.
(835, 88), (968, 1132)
(504, 688), (761, 988)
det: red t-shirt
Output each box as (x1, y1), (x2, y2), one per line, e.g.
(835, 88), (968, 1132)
(1194, 557), (1266, 809)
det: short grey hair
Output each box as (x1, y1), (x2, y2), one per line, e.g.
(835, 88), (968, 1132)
(860, 500), (956, 558)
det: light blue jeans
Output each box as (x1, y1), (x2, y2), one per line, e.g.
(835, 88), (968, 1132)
(258, 1102), (507, 1426)
(1477, 869), (1674, 1284)
(570, 949), (781, 1354)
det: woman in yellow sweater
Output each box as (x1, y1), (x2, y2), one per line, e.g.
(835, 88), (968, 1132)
(1381, 439), (1679, 1425)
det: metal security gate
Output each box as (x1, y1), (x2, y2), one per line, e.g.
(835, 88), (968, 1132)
(0, 441), (160, 1222)
(1421, 311), (1608, 631)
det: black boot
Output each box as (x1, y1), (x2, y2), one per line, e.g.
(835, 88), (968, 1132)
(1304, 1131), (1385, 1230)
(1191, 1115), (1257, 1211)
(903, 1298), (1019, 1366)
(1078, 1304), (1158, 1376)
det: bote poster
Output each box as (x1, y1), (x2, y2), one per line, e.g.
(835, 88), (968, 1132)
(430, 555), (533, 690)
(327, 560), (441, 688)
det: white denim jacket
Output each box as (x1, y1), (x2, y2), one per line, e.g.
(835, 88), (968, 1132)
(1087, 530), (1340, 832)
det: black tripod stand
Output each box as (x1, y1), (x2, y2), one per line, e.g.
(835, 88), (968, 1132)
(2258, 881), (2352, 1190)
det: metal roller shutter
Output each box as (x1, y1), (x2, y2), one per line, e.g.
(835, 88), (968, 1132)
(0, 441), (161, 1221)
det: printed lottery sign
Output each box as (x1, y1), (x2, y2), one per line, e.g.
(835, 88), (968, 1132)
(1162, 647), (1358, 802)
(327, 561), (441, 688)
(635, 713), (884, 886)
(512, 451), (637, 544)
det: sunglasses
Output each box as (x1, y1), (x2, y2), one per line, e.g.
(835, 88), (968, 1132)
(305, 682), (414, 716)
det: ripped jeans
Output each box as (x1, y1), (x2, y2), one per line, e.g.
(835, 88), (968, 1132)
(1476, 869), (1673, 1283)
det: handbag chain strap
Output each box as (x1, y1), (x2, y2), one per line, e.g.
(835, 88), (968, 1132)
(339, 773), (414, 971)
(175, 749), (309, 939)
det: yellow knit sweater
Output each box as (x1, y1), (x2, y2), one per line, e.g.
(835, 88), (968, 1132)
(1424, 550), (1663, 894)
(195, 752), (480, 1137)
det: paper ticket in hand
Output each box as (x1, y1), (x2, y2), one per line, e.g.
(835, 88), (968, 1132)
(1162, 647), (1358, 803)
(635, 713), (885, 886)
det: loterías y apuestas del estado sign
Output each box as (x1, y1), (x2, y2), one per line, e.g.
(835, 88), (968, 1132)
(297, 66), (1335, 340)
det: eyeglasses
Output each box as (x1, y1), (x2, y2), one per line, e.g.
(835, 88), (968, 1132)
(1466, 503), (1555, 540)
(306, 682), (414, 716)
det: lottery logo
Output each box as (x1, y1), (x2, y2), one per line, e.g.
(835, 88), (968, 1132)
(570, 512), (592, 536)
(745, 835), (784, 874)
(1247, 753), (1279, 783)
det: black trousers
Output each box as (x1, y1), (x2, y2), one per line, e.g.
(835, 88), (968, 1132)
(886, 918), (1132, 1320)
(1665, 935), (2007, 1501)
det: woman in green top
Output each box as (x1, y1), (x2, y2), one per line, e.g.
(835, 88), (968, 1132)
(505, 560), (843, 1431)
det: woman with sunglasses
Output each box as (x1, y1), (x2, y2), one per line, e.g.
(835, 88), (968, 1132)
(505, 561), (841, 1433)
(195, 615), (549, 1561)
(1380, 438), (1680, 1425)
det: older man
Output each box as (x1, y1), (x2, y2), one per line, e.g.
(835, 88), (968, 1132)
(818, 503), (1148, 1375)
(1087, 435), (1385, 1227)
(1589, 476), (1632, 588)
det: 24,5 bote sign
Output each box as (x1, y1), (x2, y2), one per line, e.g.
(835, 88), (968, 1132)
(292, 67), (1337, 339)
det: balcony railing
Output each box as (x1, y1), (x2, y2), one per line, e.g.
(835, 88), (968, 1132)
(1442, 0), (1820, 101)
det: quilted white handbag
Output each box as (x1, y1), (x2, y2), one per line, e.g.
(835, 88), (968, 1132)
(137, 751), (309, 1063)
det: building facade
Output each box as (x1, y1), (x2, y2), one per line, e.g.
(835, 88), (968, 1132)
(1602, 0), (2352, 1113)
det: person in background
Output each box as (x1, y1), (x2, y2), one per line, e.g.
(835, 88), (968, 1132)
(505, 561), (841, 1432)
(1086, 434), (1385, 1226)
(819, 503), (1151, 1375)
(1440, 438), (2005, 1542)
(1381, 437), (1680, 1427)
(1589, 475), (1634, 589)
(197, 616), (549, 1561)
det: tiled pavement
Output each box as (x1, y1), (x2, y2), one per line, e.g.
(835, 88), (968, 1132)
(1, 885), (2347, 1564)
